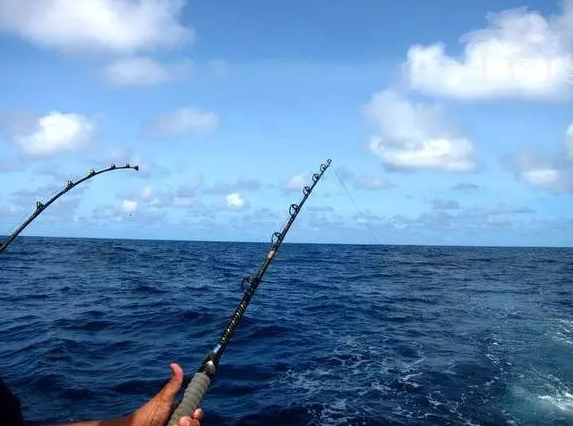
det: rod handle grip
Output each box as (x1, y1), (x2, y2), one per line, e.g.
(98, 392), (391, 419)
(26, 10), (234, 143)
(167, 372), (211, 426)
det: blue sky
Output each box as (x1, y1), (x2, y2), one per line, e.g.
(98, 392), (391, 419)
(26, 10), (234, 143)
(0, 0), (572, 246)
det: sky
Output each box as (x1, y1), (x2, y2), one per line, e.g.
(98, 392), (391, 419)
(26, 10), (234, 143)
(0, 0), (572, 247)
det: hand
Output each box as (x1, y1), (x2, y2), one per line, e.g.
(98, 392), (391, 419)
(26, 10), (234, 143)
(130, 363), (204, 426)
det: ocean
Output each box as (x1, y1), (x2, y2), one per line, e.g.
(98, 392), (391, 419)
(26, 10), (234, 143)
(0, 237), (572, 426)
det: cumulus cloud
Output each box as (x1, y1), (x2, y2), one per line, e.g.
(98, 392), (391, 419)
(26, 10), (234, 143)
(0, 0), (192, 54)
(148, 181), (202, 208)
(10, 184), (61, 207)
(330, 166), (396, 191)
(118, 181), (202, 210)
(285, 172), (311, 192)
(122, 199), (138, 213)
(148, 107), (219, 137)
(7, 111), (94, 157)
(91, 201), (164, 225)
(228, 207), (279, 230)
(106, 148), (170, 178)
(8, 183), (84, 220)
(511, 152), (571, 192)
(140, 185), (154, 201)
(226, 192), (245, 208)
(404, 1), (573, 100)
(101, 56), (192, 87)
(365, 90), (476, 172)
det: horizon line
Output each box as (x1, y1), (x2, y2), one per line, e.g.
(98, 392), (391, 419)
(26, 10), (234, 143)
(2, 233), (571, 250)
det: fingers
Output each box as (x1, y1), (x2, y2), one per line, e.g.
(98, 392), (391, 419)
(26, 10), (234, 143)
(161, 363), (184, 402)
(192, 408), (204, 421)
(177, 416), (201, 426)
(176, 408), (204, 426)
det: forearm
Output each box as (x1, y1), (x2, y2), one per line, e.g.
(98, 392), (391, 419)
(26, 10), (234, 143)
(43, 414), (132, 426)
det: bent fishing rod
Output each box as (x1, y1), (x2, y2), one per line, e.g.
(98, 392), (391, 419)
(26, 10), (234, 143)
(167, 159), (332, 426)
(0, 164), (139, 256)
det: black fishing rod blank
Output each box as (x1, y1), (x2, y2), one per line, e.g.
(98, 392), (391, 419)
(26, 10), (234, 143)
(167, 159), (332, 426)
(0, 164), (139, 257)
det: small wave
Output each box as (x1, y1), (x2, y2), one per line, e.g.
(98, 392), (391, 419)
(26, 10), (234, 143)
(60, 386), (98, 400)
(112, 378), (163, 394)
(110, 245), (137, 253)
(180, 310), (203, 321)
(55, 318), (114, 331)
(230, 403), (399, 426)
(245, 324), (290, 339)
(133, 283), (167, 294)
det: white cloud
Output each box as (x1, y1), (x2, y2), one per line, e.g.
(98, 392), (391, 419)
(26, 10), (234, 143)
(105, 148), (170, 178)
(226, 192), (245, 208)
(122, 199), (138, 213)
(511, 152), (571, 192)
(331, 167), (396, 191)
(404, 2), (573, 100)
(11, 112), (94, 157)
(140, 185), (153, 200)
(101, 56), (191, 87)
(149, 107), (219, 137)
(0, 0), (192, 54)
(285, 172), (311, 192)
(365, 90), (476, 172)
(566, 122), (573, 161)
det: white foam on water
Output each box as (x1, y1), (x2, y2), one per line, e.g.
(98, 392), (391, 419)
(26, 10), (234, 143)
(538, 392), (573, 413)
(273, 367), (330, 399)
(369, 379), (391, 395)
(399, 371), (422, 388)
(316, 399), (351, 426)
(427, 391), (445, 408)
(553, 319), (573, 346)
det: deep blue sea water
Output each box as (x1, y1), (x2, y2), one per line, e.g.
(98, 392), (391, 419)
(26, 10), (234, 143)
(0, 237), (572, 426)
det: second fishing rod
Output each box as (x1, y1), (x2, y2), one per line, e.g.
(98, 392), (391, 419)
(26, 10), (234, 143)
(167, 159), (332, 426)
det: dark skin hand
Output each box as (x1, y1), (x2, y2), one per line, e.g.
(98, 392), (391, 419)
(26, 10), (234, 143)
(44, 364), (203, 426)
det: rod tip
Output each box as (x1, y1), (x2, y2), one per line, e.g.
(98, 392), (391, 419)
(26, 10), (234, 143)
(133, 165), (139, 171)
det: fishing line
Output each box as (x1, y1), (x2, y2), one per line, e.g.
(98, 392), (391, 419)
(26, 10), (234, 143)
(166, 159), (332, 426)
(0, 164), (139, 257)
(331, 165), (380, 244)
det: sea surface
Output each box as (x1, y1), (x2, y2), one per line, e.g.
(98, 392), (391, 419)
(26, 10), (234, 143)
(0, 237), (572, 426)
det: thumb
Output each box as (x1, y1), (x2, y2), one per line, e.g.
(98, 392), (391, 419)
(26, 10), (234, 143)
(161, 363), (184, 403)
